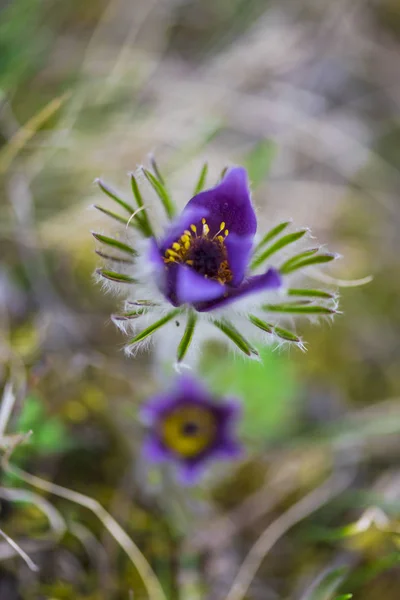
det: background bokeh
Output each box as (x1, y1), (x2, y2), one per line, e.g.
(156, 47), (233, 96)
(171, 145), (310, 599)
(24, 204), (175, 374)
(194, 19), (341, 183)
(1, 0), (400, 598)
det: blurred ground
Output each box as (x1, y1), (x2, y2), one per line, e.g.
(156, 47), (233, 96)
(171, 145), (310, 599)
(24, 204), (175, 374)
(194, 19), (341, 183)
(1, 0), (400, 598)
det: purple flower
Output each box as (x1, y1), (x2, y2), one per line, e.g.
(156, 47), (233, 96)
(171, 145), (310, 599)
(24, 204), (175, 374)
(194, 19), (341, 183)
(94, 160), (339, 362)
(141, 376), (242, 485)
(151, 167), (282, 311)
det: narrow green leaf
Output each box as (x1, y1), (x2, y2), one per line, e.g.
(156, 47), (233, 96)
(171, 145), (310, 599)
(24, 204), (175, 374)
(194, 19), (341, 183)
(305, 566), (348, 600)
(128, 309), (181, 345)
(177, 312), (197, 362)
(288, 288), (335, 299)
(94, 205), (139, 229)
(127, 300), (159, 307)
(248, 314), (273, 334)
(96, 179), (135, 215)
(212, 319), (259, 357)
(249, 315), (302, 343)
(112, 309), (146, 321)
(280, 253), (337, 275)
(278, 248), (319, 273)
(95, 250), (134, 264)
(336, 595), (352, 600)
(244, 140), (277, 188)
(251, 230), (308, 270)
(92, 232), (138, 256)
(193, 162), (208, 194)
(254, 221), (291, 254)
(130, 174), (155, 237)
(219, 166), (228, 182)
(142, 168), (176, 219)
(274, 325), (301, 343)
(96, 268), (137, 284)
(263, 304), (337, 315)
(150, 156), (165, 184)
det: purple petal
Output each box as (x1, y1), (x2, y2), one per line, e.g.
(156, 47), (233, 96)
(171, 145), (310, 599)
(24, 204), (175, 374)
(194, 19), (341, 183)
(225, 233), (254, 286)
(142, 435), (169, 463)
(139, 393), (176, 425)
(196, 267), (282, 312)
(160, 206), (208, 253)
(186, 167), (257, 237)
(148, 238), (164, 270)
(176, 460), (206, 486)
(214, 439), (243, 460)
(175, 264), (225, 304)
(174, 375), (210, 402)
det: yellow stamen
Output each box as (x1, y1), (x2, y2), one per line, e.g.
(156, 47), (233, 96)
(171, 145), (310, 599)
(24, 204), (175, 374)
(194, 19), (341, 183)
(181, 234), (190, 244)
(220, 222), (226, 230)
(166, 249), (180, 258)
(184, 230), (192, 237)
(190, 224), (197, 234)
(201, 218), (206, 224)
(203, 223), (210, 236)
(172, 242), (181, 251)
(186, 260), (194, 265)
(224, 229), (229, 237)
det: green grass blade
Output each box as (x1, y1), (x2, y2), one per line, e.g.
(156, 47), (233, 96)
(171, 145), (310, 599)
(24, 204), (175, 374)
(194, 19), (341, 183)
(193, 162), (208, 194)
(280, 253), (337, 275)
(128, 309), (181, 345)
(142, 168), (176, 219)
(92, 233), (138, 256)
(213, 319), (259, 357)
(177, 312), (197, 362)
(96, 179), (135, 215)
(251, 230), (308, 270)
(288, 288), (335, 299)
(130, 174), (155, 237)
(254, 221), (291, 254)
(96, 268), (137, 284)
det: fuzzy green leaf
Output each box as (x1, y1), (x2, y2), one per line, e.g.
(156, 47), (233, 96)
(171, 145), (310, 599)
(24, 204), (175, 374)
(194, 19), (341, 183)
(278, 248), (319, 273)
(142, 168), (176, 219)
(96, 268), (137, 284)
(130, 174), (155, 237)
(280, 253), (337, 275)
(251, 230), (308, 270)
(194, 162), (208, 194)
(92, 232), (138, 256)
(254, 221), (291, 254)
(212, 319), (259, 357)
(248, 314), (273, 334)
(244, 140), (277, 188)
(263, 304), (337, 315)
(288, 288), (335, 299)
(177, 312), (197, 363)
(95, 250), (134, 264)
(150, 156), (165, 184)
(96, 179), (135, 215)
(94, 205), (139, 229)
(274, 325), (302, 343)
(127, 309), (181, 345)
(112, 309), (146, 321)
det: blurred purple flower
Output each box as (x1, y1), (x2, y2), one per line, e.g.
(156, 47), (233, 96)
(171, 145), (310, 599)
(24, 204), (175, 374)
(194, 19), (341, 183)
(140, 376), (242, 485)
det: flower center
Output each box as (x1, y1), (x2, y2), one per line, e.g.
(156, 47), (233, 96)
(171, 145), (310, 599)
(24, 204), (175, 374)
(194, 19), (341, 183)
(164, 219), (232, 284)
(161, 405), (217, 458)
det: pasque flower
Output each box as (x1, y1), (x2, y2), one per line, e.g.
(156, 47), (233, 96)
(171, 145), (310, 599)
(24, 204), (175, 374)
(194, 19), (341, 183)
(93, 160), (339, 363)
(140, 375), (242, 484)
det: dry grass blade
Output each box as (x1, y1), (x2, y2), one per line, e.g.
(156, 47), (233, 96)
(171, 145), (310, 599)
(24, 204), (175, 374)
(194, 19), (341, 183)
(4, 462), (166, 600)
(224, 472), (353, 600)
(0, 92), (70, 174)
(0, 527), (39, 572)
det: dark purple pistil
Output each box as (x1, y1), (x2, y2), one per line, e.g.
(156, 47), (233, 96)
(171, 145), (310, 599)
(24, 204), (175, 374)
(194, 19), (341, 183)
(182, 421), (200, 436)
(186, 239), (224, 278)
